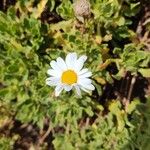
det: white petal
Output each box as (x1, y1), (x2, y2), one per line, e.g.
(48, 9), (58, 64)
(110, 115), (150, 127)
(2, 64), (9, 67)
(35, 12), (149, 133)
(74, 85), (81, 96)
(78, 78), (92, 85)
(64, 85), (72, 91)
(65, 52), (77, 69)
(81, 86), (91, 93)
(81, 84), (95, 91)
(46, 77), (60, 86)
(50, 60), (62, 72)
(56, 57), (67, 71)
(46, 76), (59, 81)
(47, 69), (61, 77)
(79, 71), (92, 78)
(78, 68), (89, 75)
(75, 55), (87, 72)
(55, 85), (64, 96)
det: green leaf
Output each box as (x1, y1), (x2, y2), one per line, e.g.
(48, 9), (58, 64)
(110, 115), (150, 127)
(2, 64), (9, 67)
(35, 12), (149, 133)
(126, 99), (140, 114)
(138, 68), (150, 78)
(56, 0), (74, 19)
(109, 100), (121, 115)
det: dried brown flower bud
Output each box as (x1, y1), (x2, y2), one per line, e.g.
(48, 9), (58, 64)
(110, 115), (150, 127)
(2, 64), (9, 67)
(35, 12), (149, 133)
(73, 0), (91, 18)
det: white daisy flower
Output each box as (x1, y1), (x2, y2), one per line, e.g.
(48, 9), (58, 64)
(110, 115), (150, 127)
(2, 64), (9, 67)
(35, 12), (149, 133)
(46, 52), (95, 97)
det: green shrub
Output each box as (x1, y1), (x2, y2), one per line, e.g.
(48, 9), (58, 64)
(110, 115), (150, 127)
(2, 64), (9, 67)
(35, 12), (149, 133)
(0, 0), (150, 149)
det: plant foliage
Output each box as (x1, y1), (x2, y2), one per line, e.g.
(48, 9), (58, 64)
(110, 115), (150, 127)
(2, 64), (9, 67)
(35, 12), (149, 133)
(0, 0), (150, 149)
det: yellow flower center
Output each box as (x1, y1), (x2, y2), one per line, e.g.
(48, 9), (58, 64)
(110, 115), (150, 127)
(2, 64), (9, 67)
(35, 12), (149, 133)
(61, 70), (77, 85)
